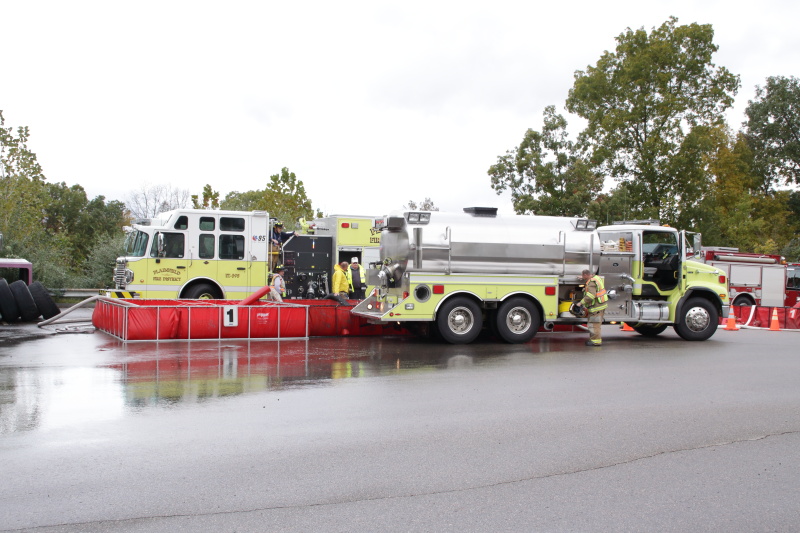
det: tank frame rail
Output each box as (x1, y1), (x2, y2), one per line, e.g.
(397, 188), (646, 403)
(94, 299), (310, 342)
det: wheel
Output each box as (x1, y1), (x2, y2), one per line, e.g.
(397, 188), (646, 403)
(9, 280), (40, 321)
(732, 294), (755, 307)
(29, 281), (61, 320)
(183, 283), (223, 299)
(495, 297), (540, 343)
(632, 323), (669, 337)
(0, 278), (20, 322)
(436, 296), (483, 344)
(673, 297), (719, 341)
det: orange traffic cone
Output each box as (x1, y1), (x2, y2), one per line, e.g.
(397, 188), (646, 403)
(621, 322), (634, 331)
(724, 308), (739, 331)
(769, 308), (781, 331)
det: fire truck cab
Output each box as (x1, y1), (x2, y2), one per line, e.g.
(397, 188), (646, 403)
(110, 209), (272, 300)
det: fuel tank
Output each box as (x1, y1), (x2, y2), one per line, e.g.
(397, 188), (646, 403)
(379, 208), (600, 279)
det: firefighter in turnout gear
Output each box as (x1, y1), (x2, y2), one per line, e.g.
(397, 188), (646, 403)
(580, 269), (608, 346)
(269, 265), (287, 303)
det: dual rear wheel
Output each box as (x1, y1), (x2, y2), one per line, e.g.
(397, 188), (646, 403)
(436, 296), (540, 344)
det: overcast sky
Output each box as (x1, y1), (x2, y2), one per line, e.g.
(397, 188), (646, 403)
(3, 0), (799, 218)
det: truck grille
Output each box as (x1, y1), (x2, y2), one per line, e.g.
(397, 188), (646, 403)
(113, 260), (127, 289)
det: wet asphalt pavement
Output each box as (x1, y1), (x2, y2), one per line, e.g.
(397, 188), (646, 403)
(1, 309), (800, 532)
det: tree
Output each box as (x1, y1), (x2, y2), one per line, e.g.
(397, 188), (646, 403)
(191, 184), (220, 210)
(125, 183), (191, 219)
(220, 189), (265, 211)
(566, 17), (739, 224)
(404, 198), (439, 211)
(220, 167), (322, 226)
(489, 106), (602, 216)
(43, 182), (128, 262)
(81, 233), (126, 288)
(0, 110), (49, 257)
(691, 126), (794, 252)
(744, 75), (800, 189)
(587, 182), (640, 225)
(0, 112), (85, 286)
(262, 168), (320, 224)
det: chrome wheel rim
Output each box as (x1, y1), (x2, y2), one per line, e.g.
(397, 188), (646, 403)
(505, 306), (532, 334)
(448, 307), (475, 335)
(685, 306), (710, 332)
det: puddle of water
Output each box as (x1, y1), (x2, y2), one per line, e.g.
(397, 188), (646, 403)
(1, 331), (595, 434)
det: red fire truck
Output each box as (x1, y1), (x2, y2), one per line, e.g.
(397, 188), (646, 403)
(697, 247), (800, 307)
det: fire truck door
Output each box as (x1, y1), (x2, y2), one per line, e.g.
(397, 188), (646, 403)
(188, 232), (218, 287)
(760, 265), (786, 306)
(679, 230), (688, 292)
(148, 231), (189, 298)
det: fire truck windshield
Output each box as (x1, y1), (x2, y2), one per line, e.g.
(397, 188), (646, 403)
(125, 230), (150, 257)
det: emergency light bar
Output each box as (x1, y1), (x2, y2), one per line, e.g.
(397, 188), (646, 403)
(406, 212), (431, 224)
(574, 219), (597, 230)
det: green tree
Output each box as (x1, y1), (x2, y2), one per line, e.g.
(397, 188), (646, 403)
(220, 189), (265, 211)
(2, 112), (127, 287)
(81, 233), (126, 288)
(744, 75), (800, 189)
(565, 17), (739, 224)
(489, 106), (602, 216)
(262, 168), (318, 224)
(43, 182), (128, 264)
(587, 182), (641, 225)
(781, 237), (800, 262)
(220, 167), (322, 226)
(0, 111), (49, 259)
(191, 184), (220, 210)
(693, 127), (794, 252)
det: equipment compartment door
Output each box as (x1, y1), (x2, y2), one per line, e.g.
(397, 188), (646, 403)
(760, 265), (786, 306)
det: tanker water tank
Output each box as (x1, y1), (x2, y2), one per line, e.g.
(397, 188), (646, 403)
(380, 210), (599, 277)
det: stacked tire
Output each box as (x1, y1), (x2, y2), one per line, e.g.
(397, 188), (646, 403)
(0, 279), (61, 323)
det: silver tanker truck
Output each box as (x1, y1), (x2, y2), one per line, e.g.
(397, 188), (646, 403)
(351, 207), (730, 344)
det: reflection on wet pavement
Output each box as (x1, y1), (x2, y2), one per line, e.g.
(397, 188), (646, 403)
(1, 331), (597, 434)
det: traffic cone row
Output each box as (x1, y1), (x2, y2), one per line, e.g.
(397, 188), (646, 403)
(724, 308), (739, 331)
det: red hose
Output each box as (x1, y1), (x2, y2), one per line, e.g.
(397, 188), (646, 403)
(239, 285), (271, 306)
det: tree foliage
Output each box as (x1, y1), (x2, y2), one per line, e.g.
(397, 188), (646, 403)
(744, 75), (800, 189)
(489, 106), (602, 216)
(1, 111), (49, 257)
(566, 17), (739, 224)
(191, 184), (220, 210)
(688, 126), (795, 253)
(44, 182), (128, 262)
(220, 167), (322, 226)
(1, 111), (127, 287)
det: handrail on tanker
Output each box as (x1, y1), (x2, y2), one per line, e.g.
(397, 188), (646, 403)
(446, 226), (452, 275)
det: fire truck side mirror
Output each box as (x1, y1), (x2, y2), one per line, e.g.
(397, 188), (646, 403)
(157, 233), (165, 257)
(692, 234), (702, 256)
